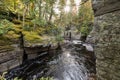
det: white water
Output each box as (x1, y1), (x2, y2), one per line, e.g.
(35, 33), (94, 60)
(71, 40), (94, 51)
(83, 44), (94, 51)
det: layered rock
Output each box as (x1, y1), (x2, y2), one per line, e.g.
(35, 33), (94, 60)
(92, 0), (120, 16)
(89, 0), (120, 80)
(0, 45), (23, 73)
(0, 42), (59, 73)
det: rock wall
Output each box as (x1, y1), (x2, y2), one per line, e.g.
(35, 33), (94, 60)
(0, 43), (59, 73)
(94, 10), (120, 80)
(0, 45), (23, 73)
(90, 0), (120, 80)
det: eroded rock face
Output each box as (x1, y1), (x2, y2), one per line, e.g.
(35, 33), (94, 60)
(0, 45), (23, 73)
(90, 0), (120, 80)
(92, 0), (120, 16)
(94, 11), (120, 80)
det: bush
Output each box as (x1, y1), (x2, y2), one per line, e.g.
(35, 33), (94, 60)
(78, 0), (94, 36)
(45, 25), (61, 36)
(31, 18), (46, 27)
(55, 35), (64, 42)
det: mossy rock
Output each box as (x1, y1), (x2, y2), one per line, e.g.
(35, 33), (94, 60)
(5, 31), (20, 39)
(12, 25), (22, 33)
(24, 21), (34, 28)
(35, 27), (45, 35)
(0, 39), (12, 46)
(12, 19), (22, 24)
(23, 31), (43, 43)
(0, 45), (14, 52)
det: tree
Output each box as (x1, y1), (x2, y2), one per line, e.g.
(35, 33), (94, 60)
(78, 0), (94, 36)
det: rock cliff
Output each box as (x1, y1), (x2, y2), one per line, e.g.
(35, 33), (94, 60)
(89, 0), (120, 79)
(0, 45), (23, 73)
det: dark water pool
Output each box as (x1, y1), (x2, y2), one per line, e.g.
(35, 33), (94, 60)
(6, 43), (96, 80)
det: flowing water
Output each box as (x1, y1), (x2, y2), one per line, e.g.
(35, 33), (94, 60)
(6, 41), (96, 80)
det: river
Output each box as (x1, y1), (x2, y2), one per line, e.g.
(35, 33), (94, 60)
(6, 40), (96, 80)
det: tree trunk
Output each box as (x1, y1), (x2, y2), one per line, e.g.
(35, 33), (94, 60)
(38, 0), (42, 20)
(13, 0), (16, 11)
(18, 14), (20, 20)
(23, 6), (27, 27)
(49, 6), (53, 22)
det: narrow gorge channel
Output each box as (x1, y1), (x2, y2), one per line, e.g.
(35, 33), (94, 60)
(5, 41), (96, 80)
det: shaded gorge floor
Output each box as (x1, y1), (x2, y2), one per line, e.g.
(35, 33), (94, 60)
(6, 41), (96, 80)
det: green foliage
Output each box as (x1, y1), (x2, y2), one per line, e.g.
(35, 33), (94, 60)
(45, 25), (61, 36)
(0, 72), (22, 80)
(23, 25), (32, 31)
(78, 0), (94, 36)
(0, 72), (53, 80)
(49, 27), (61, 36)
(0, 14), (10, 20)
(0, 0), (93, 44)
(31, 18), (46, 27)
(0, 19), (14, 36)
(0, 72), (7, 80)
(55, 35), (64, 42)
(39, 77), (53, 80)
(13, 77), (22, 80)
(80, 27), (88, 36)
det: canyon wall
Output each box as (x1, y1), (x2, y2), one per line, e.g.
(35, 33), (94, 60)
(0, 45), (23, 73)
(90, 0), (120, 79)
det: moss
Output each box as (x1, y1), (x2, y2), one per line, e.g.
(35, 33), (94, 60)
(5, 31), (20, 39)
(35, 27), (45, 35)
(0, 45), (14, 51)
(23, 31), (43, 43)
(25, 21), (33, 26)
(0, 37), (12, 46)
(12, 25), (22, 33)
(12, 19), (22, 24)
